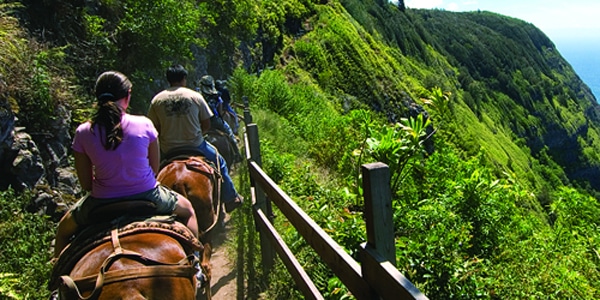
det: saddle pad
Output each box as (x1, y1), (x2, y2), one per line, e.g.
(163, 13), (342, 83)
(185, 156), (215, 175)
(49, 216), (202, 290)
(160, 147), (204, 168)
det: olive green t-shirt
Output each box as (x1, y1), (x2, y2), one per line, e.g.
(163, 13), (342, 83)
(148, 86), (213, 154)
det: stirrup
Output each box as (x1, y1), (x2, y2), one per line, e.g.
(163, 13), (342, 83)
(193, 251), (207, 289)
(194, 262), (208, 289)
(196, 270), (208, 289)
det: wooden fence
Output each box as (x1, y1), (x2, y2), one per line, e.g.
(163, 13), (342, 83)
(241, 99), (428, 300)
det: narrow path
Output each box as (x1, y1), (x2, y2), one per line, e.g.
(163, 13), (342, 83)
(197, 213), (238, 300)
(197, 155), (247, 300)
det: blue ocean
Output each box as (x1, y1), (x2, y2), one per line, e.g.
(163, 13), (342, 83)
(555, 40), (600, 102)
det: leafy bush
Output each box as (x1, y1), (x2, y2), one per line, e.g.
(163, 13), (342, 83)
(0, 189), (54, 299)
(238, 60), (600, 298)
(0, 7), (75, 135)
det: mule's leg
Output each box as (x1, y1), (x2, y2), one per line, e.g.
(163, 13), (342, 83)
(202, 243), (212, 300)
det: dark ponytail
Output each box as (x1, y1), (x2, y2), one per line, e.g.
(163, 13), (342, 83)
(92, 71), (132, 150)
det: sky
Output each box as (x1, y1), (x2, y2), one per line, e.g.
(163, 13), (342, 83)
(402, 0), (600, 47)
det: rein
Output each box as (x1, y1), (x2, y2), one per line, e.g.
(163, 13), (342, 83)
(59, 227), (197, 299)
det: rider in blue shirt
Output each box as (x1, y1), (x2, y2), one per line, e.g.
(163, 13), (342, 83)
(197, 75), (241, 162)
(215, 79), (239, 135)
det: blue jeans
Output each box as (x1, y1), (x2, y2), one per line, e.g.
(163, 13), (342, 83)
(198, 141), (238, 203)
(211, 116), (239, 149)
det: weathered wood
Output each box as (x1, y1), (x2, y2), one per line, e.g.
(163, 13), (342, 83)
(360, 243), (428, 300)
(246, 124), (273, 222)
(362, 162), (395, 265)
(243, 96), (252, 124)
(243, 107), (427, 299)
(246, 123), (274, 272)
(248, 161), (377, 300)
(254, 208), (324, 300)
(246, 124), (262, 167)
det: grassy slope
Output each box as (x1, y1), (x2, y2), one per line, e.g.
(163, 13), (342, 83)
(339, 1), (600, 195)
(232, 2), (600, 298)
(282, 3), (544, 190)
(2, 0), (599, 298)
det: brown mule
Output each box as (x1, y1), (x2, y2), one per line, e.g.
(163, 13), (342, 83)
(50, 217), (202, 299)
(157, 155), (222, 300)
(222, 109), (239, 135)
(204, 129), (238, 168)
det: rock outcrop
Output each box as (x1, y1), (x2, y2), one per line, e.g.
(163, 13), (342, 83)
(0, 101), (78, 220)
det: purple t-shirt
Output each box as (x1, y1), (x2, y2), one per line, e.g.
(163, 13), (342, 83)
(72, 114), (158, 198)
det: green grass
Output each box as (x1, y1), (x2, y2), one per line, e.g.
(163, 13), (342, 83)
(228, 60), (600, 298)
(0, 189), (54, 299)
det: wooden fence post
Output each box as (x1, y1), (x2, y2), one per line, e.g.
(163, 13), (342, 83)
(360, 162), (427, 299)
(362, 162), (395, 265)
(246, 122), (274, 273)
(243, 96), (252, 124)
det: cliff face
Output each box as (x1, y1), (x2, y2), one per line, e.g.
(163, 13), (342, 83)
(5, 0), (600, 197)
(337, 2), (600, 193)
(420, 10), (600, 191)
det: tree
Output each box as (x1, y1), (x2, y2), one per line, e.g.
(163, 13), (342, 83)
(398, 0), (406, 12)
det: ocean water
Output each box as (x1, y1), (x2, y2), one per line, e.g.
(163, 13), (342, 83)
(555, 39), (600, 102)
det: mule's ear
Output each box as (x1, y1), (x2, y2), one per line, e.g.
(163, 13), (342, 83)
(200, 243), (212, 284)
(202, 243), (212, 261)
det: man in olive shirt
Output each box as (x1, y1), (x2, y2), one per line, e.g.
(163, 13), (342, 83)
(148, 64), (242, 212)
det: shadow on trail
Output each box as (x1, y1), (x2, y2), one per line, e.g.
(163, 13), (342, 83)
(196, 215), (236, 300)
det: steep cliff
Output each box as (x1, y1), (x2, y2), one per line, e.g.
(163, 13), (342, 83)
(338, 1), (600, 194)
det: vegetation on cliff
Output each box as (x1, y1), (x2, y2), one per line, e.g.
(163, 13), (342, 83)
(1, 0), (599, 299)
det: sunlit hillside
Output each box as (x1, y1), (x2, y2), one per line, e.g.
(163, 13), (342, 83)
(1, 1), (599, 299)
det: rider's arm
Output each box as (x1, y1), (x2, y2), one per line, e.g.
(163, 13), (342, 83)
(147, 105), (161, 133)
(148, 138), (160, 175)
(198, 95), (213, 133)
(74, 150), (93, 191)
(216, 98), (225, 117)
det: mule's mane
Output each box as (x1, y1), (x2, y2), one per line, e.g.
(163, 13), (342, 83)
(204, 128), (229, 137)
(49, 216), (202, 290)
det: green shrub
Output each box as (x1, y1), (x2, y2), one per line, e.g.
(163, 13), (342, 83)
(0, 189), (54, 299)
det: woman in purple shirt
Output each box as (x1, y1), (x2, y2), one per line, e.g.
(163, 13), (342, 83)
(53, 71), (198, 258)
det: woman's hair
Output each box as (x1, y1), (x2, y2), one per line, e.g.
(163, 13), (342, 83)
(92, 71), (132, 150)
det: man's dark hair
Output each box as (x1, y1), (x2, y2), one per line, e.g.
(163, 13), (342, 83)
(166, 64), (188, 84)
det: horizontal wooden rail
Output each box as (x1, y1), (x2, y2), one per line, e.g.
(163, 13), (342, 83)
(248, 161), (376, 299)
(243, 102), (426, 299)
(253, 208), (324, 300)
(360, 243), (428, 300)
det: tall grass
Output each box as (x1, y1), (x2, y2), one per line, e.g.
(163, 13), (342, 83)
(229, 65), (600, 299)
(0, 189), (54, 299)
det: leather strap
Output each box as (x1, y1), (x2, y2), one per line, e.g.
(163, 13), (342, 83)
(59, 228), (197, 299)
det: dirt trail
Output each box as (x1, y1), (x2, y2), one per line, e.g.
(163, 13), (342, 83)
(197, 214), (238, 300)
